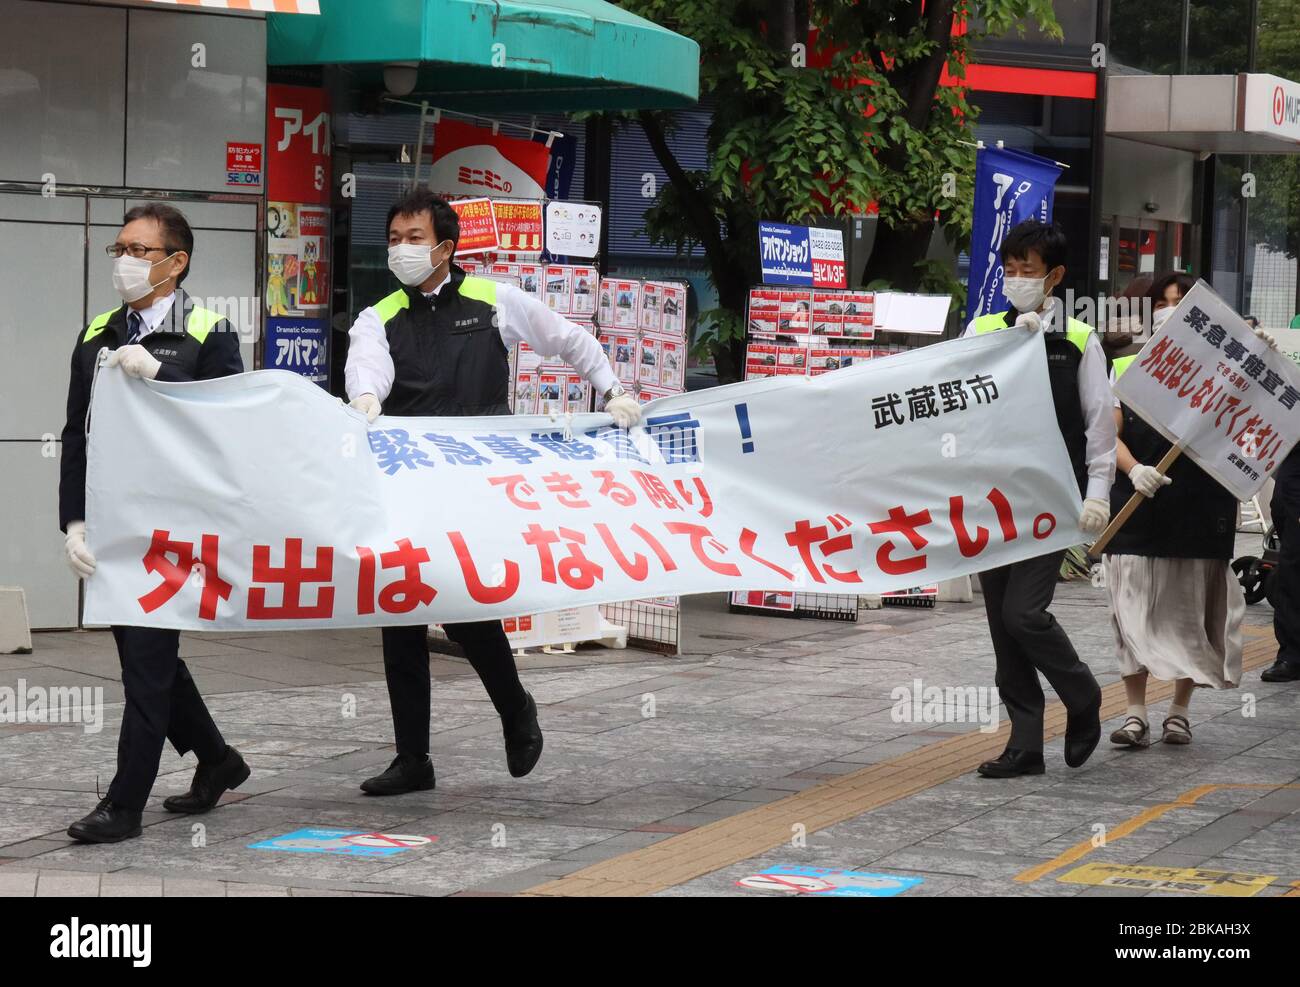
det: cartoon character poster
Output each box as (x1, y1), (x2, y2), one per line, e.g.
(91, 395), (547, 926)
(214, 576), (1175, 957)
(266, 201), (329, 317)
(296, 205), (329, 312)
(265, 200), (329, 387)
(266, 201), (299, 317)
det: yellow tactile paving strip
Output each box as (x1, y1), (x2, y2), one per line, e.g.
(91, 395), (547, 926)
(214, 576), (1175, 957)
(1016, 782), (1300, 884)
(521, 625), (1279, 896)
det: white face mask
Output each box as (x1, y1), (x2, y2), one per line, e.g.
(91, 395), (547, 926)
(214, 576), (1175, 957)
(1151, 306), (1176, 332)
(1003, 275), (1049, 314)
(387, 241), (450, 287)
(112, 253), (173, 303)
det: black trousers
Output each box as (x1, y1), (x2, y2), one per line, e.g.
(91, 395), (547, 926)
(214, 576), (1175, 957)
(107, 626), (226, 811)
(978, 550), (1101, 753)
(381, 620), (527, 757)
(1269, 452), (1300, 665)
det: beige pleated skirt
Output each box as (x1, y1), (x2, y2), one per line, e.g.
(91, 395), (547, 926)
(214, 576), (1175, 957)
(1102, 555), (1244, 688)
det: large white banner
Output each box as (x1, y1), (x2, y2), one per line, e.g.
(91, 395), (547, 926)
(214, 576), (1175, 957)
(1114, 280), (1300, 501)
(83, 328), (1086, 630)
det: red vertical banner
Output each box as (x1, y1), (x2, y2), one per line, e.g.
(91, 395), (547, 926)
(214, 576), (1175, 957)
(265, 84), (332, 386)
(267, 84), (331, 204)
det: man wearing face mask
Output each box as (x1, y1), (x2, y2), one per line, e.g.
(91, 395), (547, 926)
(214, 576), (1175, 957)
(58, 203), (249, 843)
(345, 187), (642, 794)
(961, 219), (1117, 778)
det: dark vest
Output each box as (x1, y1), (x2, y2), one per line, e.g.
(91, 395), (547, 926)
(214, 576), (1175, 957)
(1106, 355), (1237, 560)
(973, 309), (1092, 495)
(375, 265), (511, 417)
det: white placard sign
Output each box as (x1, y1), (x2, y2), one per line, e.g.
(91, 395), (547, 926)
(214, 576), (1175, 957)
(1114, 279), (1300, 500)
(545, 201), (602, 258)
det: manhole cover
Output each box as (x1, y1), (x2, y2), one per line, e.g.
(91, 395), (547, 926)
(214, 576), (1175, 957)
(698, 633), (750, 640)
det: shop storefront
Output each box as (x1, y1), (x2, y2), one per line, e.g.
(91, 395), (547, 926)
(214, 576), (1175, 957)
(1104, 71), (1300, 322)
(1, 0), (696, 633)
(264, 0), (700, 651)
(265, 0), (699, 383)
(1104, 0), (1300, 323)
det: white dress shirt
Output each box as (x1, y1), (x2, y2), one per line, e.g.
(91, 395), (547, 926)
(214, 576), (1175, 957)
(346, 270), (617, 403)
(126, 291), (177, 342)
(963, 305), (1117, 501)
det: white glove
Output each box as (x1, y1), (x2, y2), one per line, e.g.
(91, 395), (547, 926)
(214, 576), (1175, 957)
(350, 393), (382, 424)
(64, 520), (96, 579)
(1014, 311), (1043, 333)
(105, 344), (161, 380)
(605, 393), (643, 429)
(1079, 497), (1110, 536)
(1252, 325), (1278, 349)
(1128, 462), (1172, 498)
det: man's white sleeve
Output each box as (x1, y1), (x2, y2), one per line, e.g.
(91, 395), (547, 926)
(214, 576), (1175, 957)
(961, 319), (978, 339)
(1078, 333), (1118, 500)
(496, 283), (617, 395)
(345, 306), (395, 403)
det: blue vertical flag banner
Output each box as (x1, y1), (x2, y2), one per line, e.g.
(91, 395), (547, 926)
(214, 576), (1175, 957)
(966, 146), (1063, 321)
(538, 132), (578, 200)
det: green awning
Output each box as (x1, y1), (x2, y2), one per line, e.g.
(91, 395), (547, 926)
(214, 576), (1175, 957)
(268, 0), (699, 111)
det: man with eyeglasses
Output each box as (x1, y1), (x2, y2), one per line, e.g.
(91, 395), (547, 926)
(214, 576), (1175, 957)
(59, 203), (249, 843)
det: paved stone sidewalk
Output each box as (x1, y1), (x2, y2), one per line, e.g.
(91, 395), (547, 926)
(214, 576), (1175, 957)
(2, 575), (1297, 898)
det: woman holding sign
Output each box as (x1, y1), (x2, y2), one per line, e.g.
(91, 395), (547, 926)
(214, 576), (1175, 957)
(1103, 273), (1273, 747)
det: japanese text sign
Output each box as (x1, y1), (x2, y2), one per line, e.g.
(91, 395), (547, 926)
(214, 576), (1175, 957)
(1114, 280), (1300, 500)
(449, 197), (499, 255)
(758, 221), (846, 288)
(83, 329), (1085, 630)
(225, 142), (262, 188)
(266, 84), (330, 205)
(493, 199), (543, 253)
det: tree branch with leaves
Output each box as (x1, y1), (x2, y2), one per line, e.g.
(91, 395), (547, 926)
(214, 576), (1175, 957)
(614, 0), (1061, 382)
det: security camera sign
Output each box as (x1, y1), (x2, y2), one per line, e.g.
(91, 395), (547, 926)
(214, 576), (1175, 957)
(225, 142), (262, 187)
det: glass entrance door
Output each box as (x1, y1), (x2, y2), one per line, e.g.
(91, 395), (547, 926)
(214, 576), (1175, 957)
(1106, 217), (1194, 294)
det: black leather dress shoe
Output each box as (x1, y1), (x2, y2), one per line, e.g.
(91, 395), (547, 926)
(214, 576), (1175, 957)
(1064, 694), (1103, 768)
(360, 753), (435, 796)
(1261, 659), (1300, 682)
(67, 799), (143, 843)
(503, 692), (543, 778)
(163, 746), (251, 814)
(977, 748), (1045, 778)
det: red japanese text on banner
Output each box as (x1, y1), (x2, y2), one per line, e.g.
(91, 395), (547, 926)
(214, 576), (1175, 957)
(1114, 279), (1300, 500)
(84, 330), (1085, 630)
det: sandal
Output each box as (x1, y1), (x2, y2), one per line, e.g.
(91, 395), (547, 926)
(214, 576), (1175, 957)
(1109, 716), (1150, 748)
(1161, 714), (1192, 745)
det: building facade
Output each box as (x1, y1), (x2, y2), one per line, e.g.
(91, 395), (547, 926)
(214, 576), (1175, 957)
(1, 0), (268, 629)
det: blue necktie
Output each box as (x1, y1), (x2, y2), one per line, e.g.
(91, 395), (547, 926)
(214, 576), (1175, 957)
(126, 311), (143, 345)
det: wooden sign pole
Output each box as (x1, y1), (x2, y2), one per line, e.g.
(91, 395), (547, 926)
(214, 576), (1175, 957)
(1088, 444), (1183, 558)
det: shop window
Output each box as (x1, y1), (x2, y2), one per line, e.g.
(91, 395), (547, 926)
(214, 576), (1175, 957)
(1256, 0), (1300, 78)
(1110, 0), (1184, 74)
(972, 0), (1098, 64)
(1187, 0), (1252, 75)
